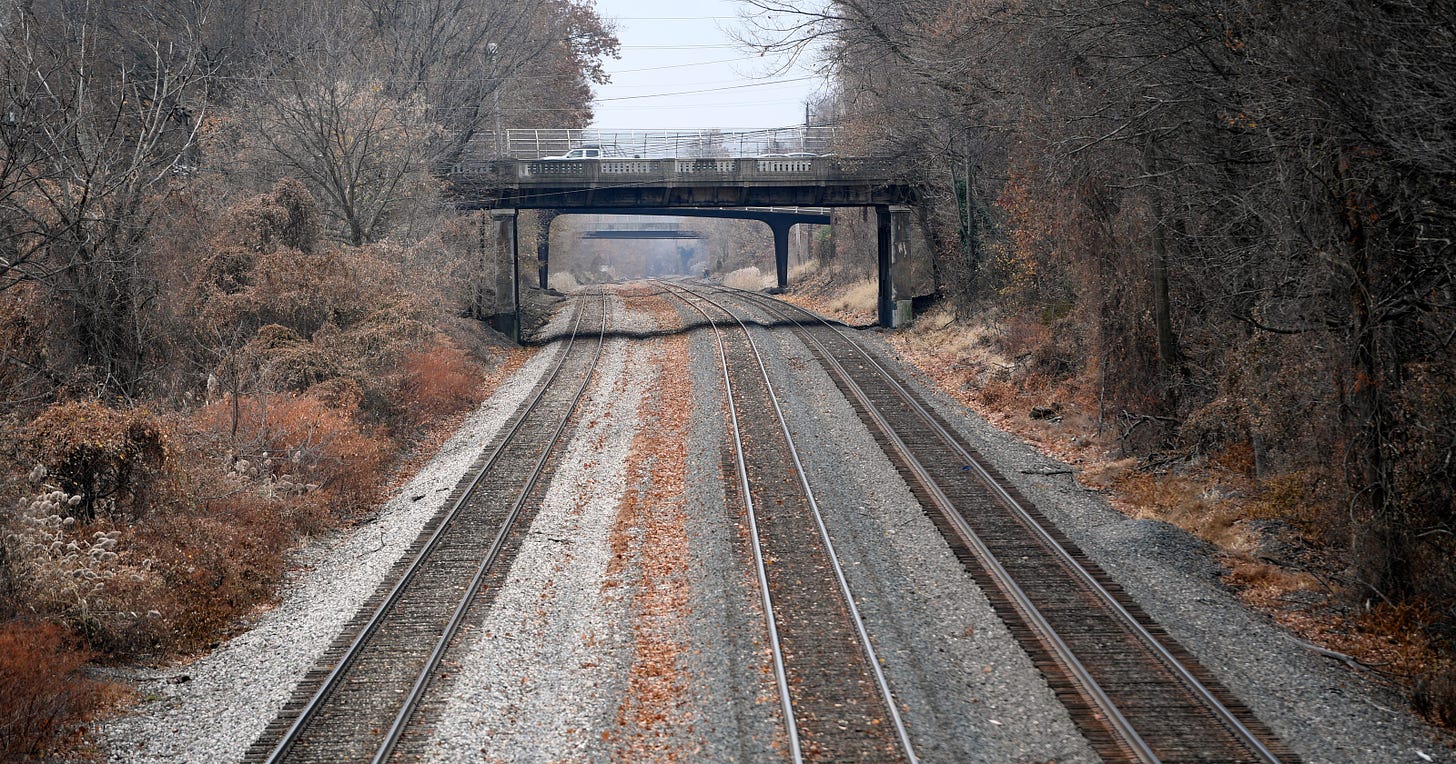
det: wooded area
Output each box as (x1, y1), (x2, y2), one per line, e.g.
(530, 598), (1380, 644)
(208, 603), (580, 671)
(754, 0), (1456, 720)
(0, 0), (615, 756)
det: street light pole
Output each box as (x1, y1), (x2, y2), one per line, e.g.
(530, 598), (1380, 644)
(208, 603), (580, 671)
(803, 102), (809, 151)
(489, 42), (504, 158)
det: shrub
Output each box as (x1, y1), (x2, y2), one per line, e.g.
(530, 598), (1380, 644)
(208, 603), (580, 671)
(2, 489), (123, 633)
(392, 344), (484, 429)
(0, 286), (49, 410)
(255, 342), (341, 393)
(247, 324), (305, 352)
(20, 401), (170, 521)
(333, 300), (436, 371)
(1414, 665), (1456, 728)
(268, 178), (321, 253)
(248, 248), (366, 336)
(127, 497), (292, 650)
(225, 178), (320, 255)
(192, 393), (390, 516)
(1000, 314), (1051, 361)
(307, 377), (365, 412)
(0, 620), (104, 759)
(61, 390), (396, 653)
(198, 246), (257, 295)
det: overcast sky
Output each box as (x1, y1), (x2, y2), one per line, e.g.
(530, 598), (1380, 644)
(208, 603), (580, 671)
(588, 0), (824, 130)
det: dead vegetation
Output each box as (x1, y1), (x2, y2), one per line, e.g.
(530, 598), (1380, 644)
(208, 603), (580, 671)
(2, 77), (529, 764)
(782, 263), (877, 327)
(0, 181), (521, 753)
(767, 0), (1456, 726)
(0, 0), (617, 753)
(0, 621), (111, 759)
(868, 302), (1456, 727)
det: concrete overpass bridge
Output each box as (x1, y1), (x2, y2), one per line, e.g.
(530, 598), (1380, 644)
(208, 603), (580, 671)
(448, 156), (913, 208)
(446, 154), (920, 339)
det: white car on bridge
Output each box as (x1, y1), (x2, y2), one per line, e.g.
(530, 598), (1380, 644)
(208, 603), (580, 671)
(543, 144), (632, 160)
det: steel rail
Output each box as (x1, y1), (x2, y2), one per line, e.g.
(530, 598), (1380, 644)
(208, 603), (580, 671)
(372, 293), (610, 762)
(725, 284), (1284, 764)
(662, 280), (919, 764)
(728, 289), (1152, 760)
(264, 293), (608, 764)
(660, 282), (803, 764)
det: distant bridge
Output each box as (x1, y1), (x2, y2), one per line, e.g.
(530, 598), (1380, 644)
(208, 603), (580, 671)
(550, 207), (831, 297)
(581, 229), (704, 239)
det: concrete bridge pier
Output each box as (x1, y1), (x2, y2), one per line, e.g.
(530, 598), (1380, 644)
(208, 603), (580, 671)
(877, 204), (914, 329)
(770, 219), (794, 290)
(536, 209), (557, 290)
(486, 209), (520, 342)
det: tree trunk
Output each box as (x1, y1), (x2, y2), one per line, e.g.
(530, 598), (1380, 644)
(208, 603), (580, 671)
(1145, 153), (1185, 379)
(1340, 158), (1403, 596)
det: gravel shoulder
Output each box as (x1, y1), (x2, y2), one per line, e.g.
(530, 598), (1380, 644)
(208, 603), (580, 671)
(93, 341), (564, 764)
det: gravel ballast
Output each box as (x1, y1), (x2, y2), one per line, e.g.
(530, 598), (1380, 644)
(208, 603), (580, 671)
(419, 296), (643, 763)
(729, 294), (1097, 763)
(670, 293), (793, 762)
(92, 283), (1455, 764)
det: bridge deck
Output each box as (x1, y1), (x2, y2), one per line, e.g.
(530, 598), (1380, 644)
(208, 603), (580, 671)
(448, 157), (914, 209)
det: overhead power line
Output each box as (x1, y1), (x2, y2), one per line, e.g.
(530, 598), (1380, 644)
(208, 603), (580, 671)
(610, 16), (738, 21)
(593, 75), (818, 102)
(619, 44), (740, 50)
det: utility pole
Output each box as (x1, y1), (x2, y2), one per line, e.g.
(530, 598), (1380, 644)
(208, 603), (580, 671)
(495, 89), (503, 157)
(803, 102), (810, 151)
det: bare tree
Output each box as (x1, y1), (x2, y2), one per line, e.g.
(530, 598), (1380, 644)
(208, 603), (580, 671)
(753, 0), (1456, 614)
(0, 1), (211, 395)
(231, 0), (617, 246)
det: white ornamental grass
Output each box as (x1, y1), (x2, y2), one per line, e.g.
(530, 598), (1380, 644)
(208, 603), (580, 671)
(3, 488), (146, 626)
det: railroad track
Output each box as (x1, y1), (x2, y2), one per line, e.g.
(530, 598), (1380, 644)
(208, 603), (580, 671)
(246, 293), (610, 764)
(711, 283), (1298, 764)
(659, 281), (918, 764)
